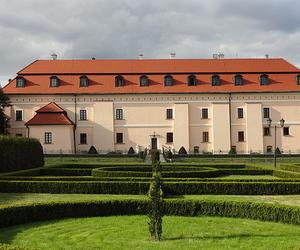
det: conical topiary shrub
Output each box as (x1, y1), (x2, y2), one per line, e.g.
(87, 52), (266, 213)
(128, 147), (135, 155)
(88, 145), (98, 154)
(178, 146), (187, 155)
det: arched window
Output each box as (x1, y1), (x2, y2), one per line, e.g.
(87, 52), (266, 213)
(50, 76), (59, 87)
(297, 75), (300, 85)
(234, 74), (243, 86)
(16, 77), (25, 88)
(164, 75), (173, 86)
(260, 74), (269, 85)
(187, 75), (197, 86)
(140, 75), (149, 86)
(115, 75), (124, 87)
(212, 75), (220, 86)
(80, 76), (89, 87)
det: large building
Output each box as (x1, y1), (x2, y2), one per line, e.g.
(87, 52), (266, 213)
(3, 58), (300, 154)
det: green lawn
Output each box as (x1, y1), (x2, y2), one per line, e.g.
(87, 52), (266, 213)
(1, 216), (300, 250)
(1, 193), (300, 208)
(216, 175), (280, 179)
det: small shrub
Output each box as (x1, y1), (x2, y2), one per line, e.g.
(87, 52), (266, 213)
(165, 150), (173, 159)
(128, 147), (135, 155)
(275, 147), (281, 155)
(88, 146), (98, 155)
(138, 151), (144, 159)
(228, 147), (237, 155)
(178, 147), (187, 155)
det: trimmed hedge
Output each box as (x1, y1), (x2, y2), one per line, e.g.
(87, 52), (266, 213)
(0, 136), (44, 173)
(0, 199), (300, 229)
(1, 180), (300, 195)
(273, 170), (300, 178)
(40, 168), (92, 176)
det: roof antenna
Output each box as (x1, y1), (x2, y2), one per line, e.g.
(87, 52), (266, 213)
(170, 52), (176, 59)
(51, 53), (57, 60)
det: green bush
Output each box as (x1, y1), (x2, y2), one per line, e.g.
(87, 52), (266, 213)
(0, 136), (44, 173)
(128, 147), (135, 155)
(88, 146), (98, 155)
(178, 147), (187, 155)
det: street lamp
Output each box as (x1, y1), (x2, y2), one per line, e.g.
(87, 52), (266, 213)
(267, 118), (285, 168)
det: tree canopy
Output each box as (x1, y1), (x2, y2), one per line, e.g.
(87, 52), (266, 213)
(0, 87), (10, 134)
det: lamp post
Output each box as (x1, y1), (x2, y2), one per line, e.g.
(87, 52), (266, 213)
(267, 118), (285, 168)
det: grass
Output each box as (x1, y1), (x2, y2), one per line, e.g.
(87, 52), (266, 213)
(1, 216), (300, 250)
(1, 193), (300, 208)
(216, 175), (280, 179)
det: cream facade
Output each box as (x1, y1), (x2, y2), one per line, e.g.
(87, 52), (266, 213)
(5, 92), (300, 154)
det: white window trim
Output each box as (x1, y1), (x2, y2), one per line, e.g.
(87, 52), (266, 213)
(237, 107), (244, 119)
(115, 108), (124, 120)
(201, 107), (209, 119)
(263, 107), (271, 119)
(79, 108), (88, 121)
(44, 132), (53, 144)
(15, 109), (23, 121)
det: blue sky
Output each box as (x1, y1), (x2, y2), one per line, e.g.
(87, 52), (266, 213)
(1, 0), (299, 86)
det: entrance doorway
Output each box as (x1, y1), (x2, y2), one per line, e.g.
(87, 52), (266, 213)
(151, 137), (158, 150)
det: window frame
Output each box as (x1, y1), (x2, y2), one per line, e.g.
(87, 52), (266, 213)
(115, 109), (123, 120)
(212, 75), (220, 86)
(234, 74), (243, 86)
(202, 131), (209, 143)
(263, 108), (270, 119)
(116, 133), (124, 144)
(166, 108), (173, 119)
(44, 132), (52, 144)
(79, 76), (89, 87)
(187, 75), (197, 86)
(237, 108), (244, 119)
(283, 127), (290, 136)
(166, 132), (173, 143)
(50, 76), (59, 87)
(79, 109), (87, 121)
(164, 75), (173, 86)
(16, 77), (25, 88)
(260, 74), (269, 85)
(238, 131), (245, 142)
(15, 110), (23, 121)
(140, 75), (149, 87)
(201, 108), (209, 119)
(297, 75), (300, 85)
(115, 75), (124, 87)
(263, 127), (271, 136)
(80, 133), (87, 144)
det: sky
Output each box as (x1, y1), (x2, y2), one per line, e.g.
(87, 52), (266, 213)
(1, 0), (300, 86)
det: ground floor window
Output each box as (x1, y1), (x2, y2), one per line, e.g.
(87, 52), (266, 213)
(283, 127), (290, 136)
(15, 133), (22, 137)
(202, 132), (209, 142)
(166, 132), (173, 143)
(194, 146), (199, 154)
(80, 133), (87, 144)
(116, 133), (123, 144)
(267, 145), (273, 153)
(44, 132), (52, 144)
(238, 131), (245, 142)
(263, 127), (270, 136)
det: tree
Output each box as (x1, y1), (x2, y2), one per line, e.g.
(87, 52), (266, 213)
(0, 87), (10, 135)
(148, 149), (164, 241)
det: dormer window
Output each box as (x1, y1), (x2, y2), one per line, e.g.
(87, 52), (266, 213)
(212, 75), (220, 86)
(234, 74), (243, 86)
(164, 75), (173, 86)
(188, 75), (197, 86)
(140, 75), (149, 86)
(80, 76), (89, 87)
(50, 76), (59, 87)
(297, 75), (300, 85)
(16, 77), (25, 88)
(260, 74), (269, 85)
(115, 75), (124, 87)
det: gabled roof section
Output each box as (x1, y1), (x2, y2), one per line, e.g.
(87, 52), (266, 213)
(17, 58), (299, 75)
(26, 102), (74, 126)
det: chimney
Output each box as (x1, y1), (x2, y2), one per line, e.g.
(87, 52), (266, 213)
(170, 53), (176, 59)
(265, 54), (269, 59)
(51, 53), (57, 60)
(92, 57), (96, 60)
(138, 54), (143, 60)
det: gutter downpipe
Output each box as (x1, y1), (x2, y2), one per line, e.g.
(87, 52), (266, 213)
(73, 94), (77, 155)
(229, 93), (232, 150)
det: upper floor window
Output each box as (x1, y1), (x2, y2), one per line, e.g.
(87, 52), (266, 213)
(187, 75), (197, 86)
(260, 74), (269, 85)
(212, 75), (220, 86)
(50, 76), (59, 87)
(16, 77), (25, 88)
(166, 132), (173, 143)
(202, 108), (208, 119)
(234, 74), (243, 86)
(80, 76), (89, 87)
(115, 109), (123, 120)
(237, 108), (244, 119)
(164, 75), (173, 86)
(140, 75), (149, 86)
(79, 110), (87, 120)
(44, 132), (52, 144)
(297, 75), (300, 85)
(115, 75), (124, 87)
(15, 110), (23, 121)
(166, 109), (173, 119)
(263, 108), (270, 118)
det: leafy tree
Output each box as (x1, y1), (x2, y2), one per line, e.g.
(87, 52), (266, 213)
(0, 87), (10, 135)
(148, 149), (164, 241)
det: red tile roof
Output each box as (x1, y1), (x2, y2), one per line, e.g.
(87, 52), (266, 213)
(26, 102), (74, 126)
(3, 58), (300, 94)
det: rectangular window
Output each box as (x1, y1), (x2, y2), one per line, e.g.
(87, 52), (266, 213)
(80, 133), (87, 144)
(283, 127), (290, 136)
(166, 132), (173, 143)
(193, 146), (199, 154)
(16, 133), (22, 137)
(15, 110), (23, 121)
(237, 108), (244, 119)
(238, 131), (245, 142)
(166, 109), (173, 119)
(202, 108), (208, 119)
(264, 127), (270, 136)
(44, 132), (52, 144)
(263, 108), (270, 118)
(116, 133), (123, 144)
(115, 109), (123, 120)
(267, 145), (273, 153)
(79, 110), (87, 120)
(202, 132), (209, 142)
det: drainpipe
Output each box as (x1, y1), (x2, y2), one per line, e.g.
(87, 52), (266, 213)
(73, 94), (77, 155)
(228, 93), (232, 150)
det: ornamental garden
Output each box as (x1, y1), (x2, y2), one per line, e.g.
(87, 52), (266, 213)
(1, 136), (300, 249)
